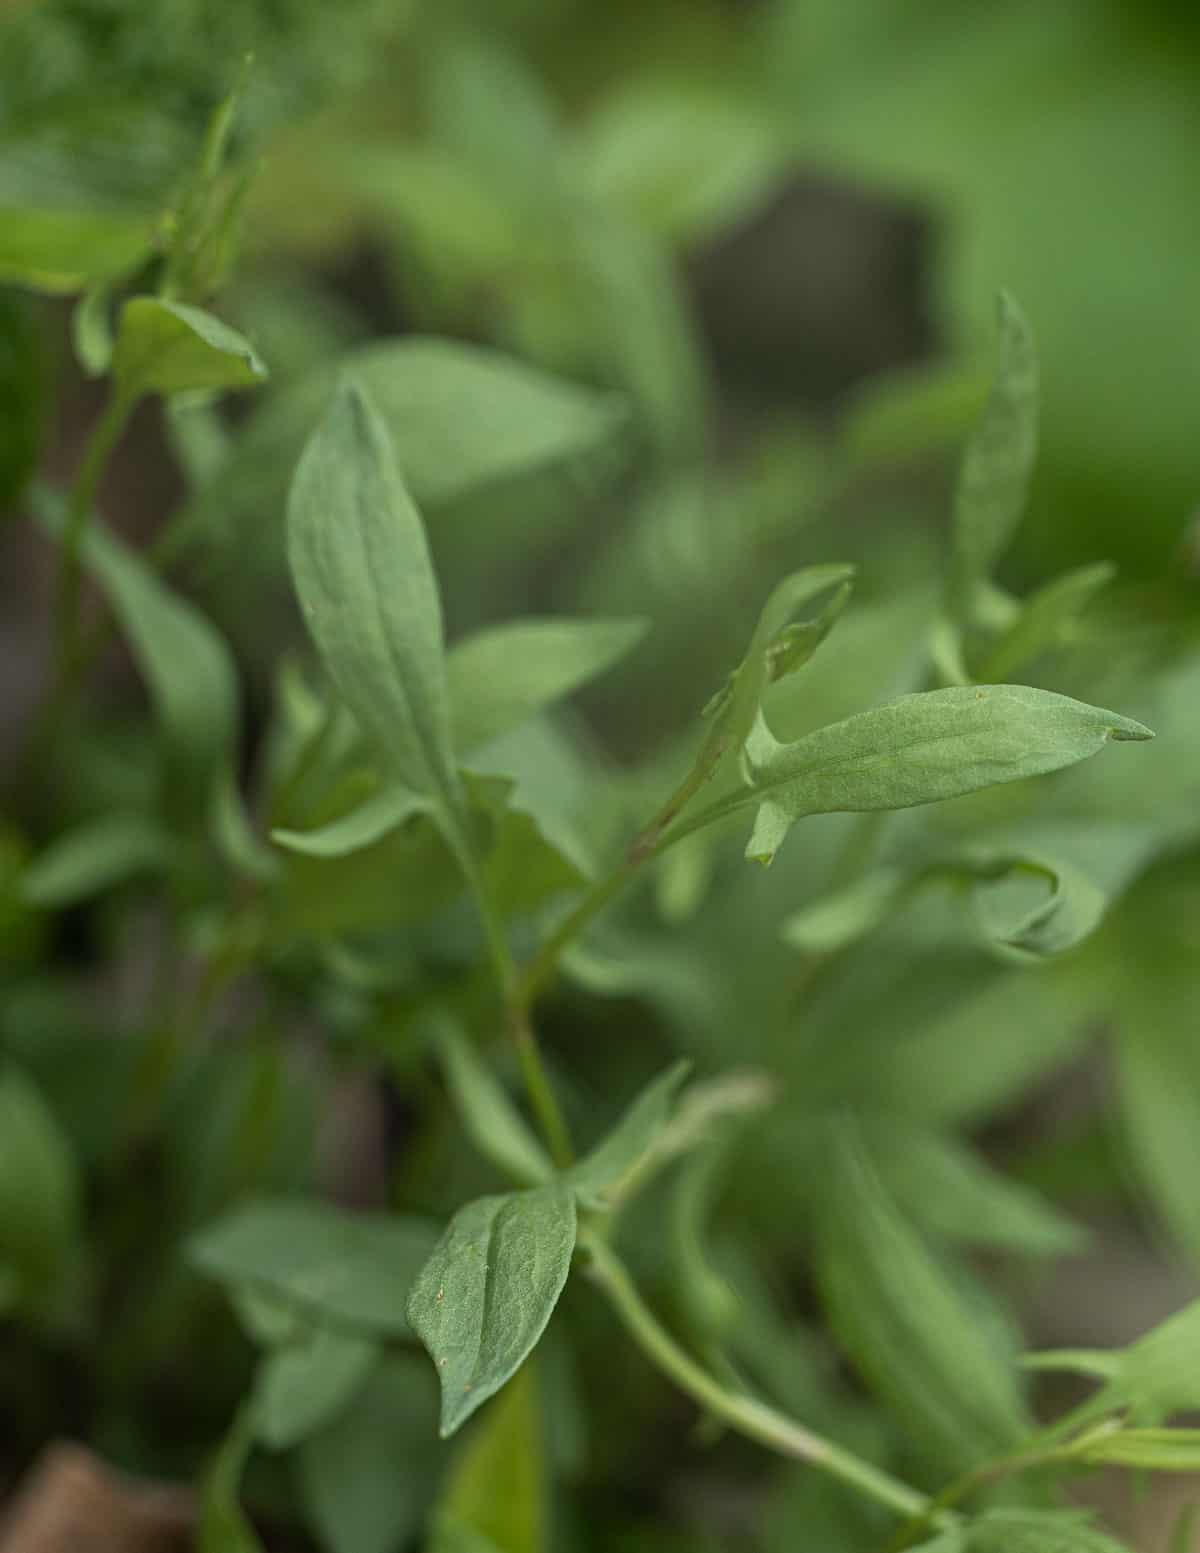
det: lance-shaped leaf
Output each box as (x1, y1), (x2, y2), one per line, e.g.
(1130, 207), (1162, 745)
(447, 616), (647, 754)
(34, 487), (238, 807)
(407, 1185), (576, 1436)
(287, 381), (472, 863)
(1072, 1428), (1200, 1473)
(949, 292), (1038, 626)
(113, 297), (266, 400)
(272, 784), (431, 858)
(568, 1061), (691, 1206)
(975, 561), (1116, 682)
(20, 813), (173, 908)
(739, 685), (1151, 864)
(436, 1019), (554, 1189)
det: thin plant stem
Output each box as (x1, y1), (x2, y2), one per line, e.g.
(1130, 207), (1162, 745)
(583, 1232), (945, 1529)
(54, 390), (135, 688)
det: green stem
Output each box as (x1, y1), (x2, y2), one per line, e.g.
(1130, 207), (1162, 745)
(584, 1233), (943, 1528)
(54, 390), (135, 688)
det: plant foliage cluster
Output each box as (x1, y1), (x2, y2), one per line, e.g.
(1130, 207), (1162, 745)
(3, 3), (1200, 1552)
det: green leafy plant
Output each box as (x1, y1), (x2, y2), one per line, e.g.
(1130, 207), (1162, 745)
(6, 13), (1200, 1553)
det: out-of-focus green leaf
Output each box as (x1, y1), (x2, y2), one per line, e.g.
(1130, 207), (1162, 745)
(297, 1353), (441, 1553)
(211, 767), (281, 883)
(816, 1121), (1030, 1475)
(287, 381), (471, 867)
(113, 297), (266, 400)
(436, 1019), (553, 1190)
(407, 1184), (576, 1436)
(71, 282), (115, 377)
(430, 1365), (546, 1553)
(0, 1063), (80, 1309)
(738, 685), (1151, 864)
(185, 338), (628, 557)
(447, 617), (647, 755)
(949, 292), (1038, 628)
(199, 1405), (264, 1553)
(254, 1327), (379, 1452)
(20, 812), (173, 907)
(1073, 1428), (1200, 1473)
(0, 207), (151, 294)
(966, 1510), (1132, 1552)
(975, 561), (1116, 682)
(864, 1120), (1086, 1257)
(34, 487), (239, 809)
(188, 1197), (439, 1336)
(272, 784), (430, 858)
(568, 1062), (691, 1207)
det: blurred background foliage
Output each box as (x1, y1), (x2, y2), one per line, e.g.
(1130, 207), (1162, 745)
(3, 1), (1200, 1551)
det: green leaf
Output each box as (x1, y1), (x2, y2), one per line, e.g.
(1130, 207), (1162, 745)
(431, 1365), (547, 1553)
(0, 207), (151, 294)
(20, 812), (173, 907)
(72, 281), (115, 377)
(816, 1121), (1031, 1475)
(1073, 1427), (1200, 1473)
(185, 338), (628, 557)
(949, 292), (1038, 627)
(287, 380), (470, 863)
(738, 685), (1152, 864)
(0, 1063), (80, 1308)
(188, 1197), (440, 1337)
(407, 1184), (577, 1436)
(864, 1120), (1086, 1257)
(975, 561), (1116, 682)
(272, 784), (431, 858)
(211, 767), (281, 884)
(113, 297), (266, 400)
(447, 617), (647, 755)
(199, 1404), (265, 1553)
(568, 1062), (691, 1206)
(966, 1510), (1132, 1553)
(34, 487), (238, 808)
(436, 1019), (554, 1190)
(254, 1327), (379, 1452)
(297, 1352), (442, 1553)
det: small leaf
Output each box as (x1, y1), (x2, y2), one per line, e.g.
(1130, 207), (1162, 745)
(298, 1352), (442, 1553)
(407, 1184), (577, 1436)
(272, 784), (431, 858)
(0, 1063), (81, 1308)
(71, 282), (115, 377)
(816, 1121), (1030, 1475)
(1073, 1428), (1200, 1473)
(287, 381), (471, 861)
(447, 617), (647, 754)
(739, 685), (1152, 864)
(950, 292), (1038, 626)
(431, 1364), (546, 1553)
(211, 768), (281, 883)
(0, 207), (151, 294)
(966, 1510), (1133, 1553)
(34, 488), (238, 808)
(189, 1197), (439, 1336)
(436, 1018), (554, 1189)
(199, 1405), (265, 1553)
(21, 812), (173, 907)
(113, 297), (266, 400)
(781, 867), (912, 954)
(254, 1327), (379, 1452)
(975, 561), (1116, 682)
(568, 1061), (691, 1206)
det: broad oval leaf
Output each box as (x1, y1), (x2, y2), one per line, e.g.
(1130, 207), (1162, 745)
(114, 297), (266, 400)
(188, 1197), (440, 1336)
(447, 617), (647, 755)
(287, 381), (469, 858)
(407, 1184), (577, 1436)
(741, 685), (1152, 863)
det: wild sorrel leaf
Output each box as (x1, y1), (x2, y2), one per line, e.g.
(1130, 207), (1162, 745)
(407, 1184), (576, 1436)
